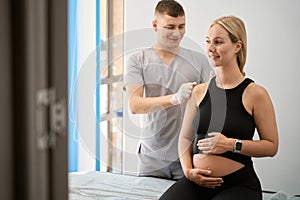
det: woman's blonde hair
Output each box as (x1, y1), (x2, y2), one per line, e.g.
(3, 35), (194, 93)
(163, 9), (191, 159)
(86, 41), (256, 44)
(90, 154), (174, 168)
(211, 16), (247, 76)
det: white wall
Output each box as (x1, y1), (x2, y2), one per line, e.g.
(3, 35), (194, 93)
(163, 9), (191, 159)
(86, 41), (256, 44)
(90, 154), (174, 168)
(124, 0), (300, 194)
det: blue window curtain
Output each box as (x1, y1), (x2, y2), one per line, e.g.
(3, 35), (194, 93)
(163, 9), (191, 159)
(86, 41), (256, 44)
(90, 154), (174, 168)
(68, 0), (79, 172)
(95, 0), (101, 171)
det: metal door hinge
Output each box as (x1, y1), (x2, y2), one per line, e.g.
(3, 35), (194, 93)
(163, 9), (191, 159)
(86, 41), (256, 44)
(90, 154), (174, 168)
(36, 88), (66, 150)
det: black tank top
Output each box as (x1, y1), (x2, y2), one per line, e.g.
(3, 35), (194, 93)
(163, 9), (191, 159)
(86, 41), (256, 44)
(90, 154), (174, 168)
(193, 77), (255, 166)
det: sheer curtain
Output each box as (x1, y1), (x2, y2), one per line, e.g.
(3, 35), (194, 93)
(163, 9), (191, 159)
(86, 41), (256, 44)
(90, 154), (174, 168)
(68, 0), (98, 172)
(68, 0), (79, 172)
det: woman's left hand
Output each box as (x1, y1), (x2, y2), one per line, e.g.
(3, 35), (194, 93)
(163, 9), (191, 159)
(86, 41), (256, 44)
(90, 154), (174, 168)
(197, 132), (230, 154)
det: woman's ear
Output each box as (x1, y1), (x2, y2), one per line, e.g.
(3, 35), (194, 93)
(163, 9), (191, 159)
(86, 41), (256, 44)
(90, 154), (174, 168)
(235, 40), (242, 53)
(152, 19), (158, 31)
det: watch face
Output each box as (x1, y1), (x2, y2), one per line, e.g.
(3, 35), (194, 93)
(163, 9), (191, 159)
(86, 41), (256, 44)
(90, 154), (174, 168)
(236, 141), (242, 151)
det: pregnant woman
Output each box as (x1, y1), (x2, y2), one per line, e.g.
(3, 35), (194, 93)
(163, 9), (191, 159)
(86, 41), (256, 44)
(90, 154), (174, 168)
(160, 15), (279, 200)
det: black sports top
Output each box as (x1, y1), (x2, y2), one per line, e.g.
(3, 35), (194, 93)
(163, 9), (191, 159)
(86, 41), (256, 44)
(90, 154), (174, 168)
(193, 77), (255, 166)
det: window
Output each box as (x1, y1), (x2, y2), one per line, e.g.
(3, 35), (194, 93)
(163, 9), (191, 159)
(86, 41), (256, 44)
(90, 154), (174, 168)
(99, 0), (124, 173)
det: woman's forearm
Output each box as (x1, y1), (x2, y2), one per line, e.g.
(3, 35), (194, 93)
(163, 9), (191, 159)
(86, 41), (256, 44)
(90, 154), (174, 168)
(179, 139), (193, 175)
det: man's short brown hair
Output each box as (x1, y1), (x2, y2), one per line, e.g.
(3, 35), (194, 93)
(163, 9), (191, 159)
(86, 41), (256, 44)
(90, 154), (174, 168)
(155, 0), (185, 17)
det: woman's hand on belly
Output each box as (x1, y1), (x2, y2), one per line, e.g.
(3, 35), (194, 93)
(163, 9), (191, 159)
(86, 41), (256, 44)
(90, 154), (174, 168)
(197, 132), (234, 154)
(184, 168), (223, 188)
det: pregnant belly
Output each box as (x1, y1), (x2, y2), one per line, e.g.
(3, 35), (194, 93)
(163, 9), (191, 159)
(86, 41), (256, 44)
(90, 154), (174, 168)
(193, 154), (245, 177)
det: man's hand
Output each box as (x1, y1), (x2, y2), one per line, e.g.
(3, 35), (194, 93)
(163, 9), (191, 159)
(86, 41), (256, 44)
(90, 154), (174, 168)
(185, 168), (223, 188)
(170, 82), (197, 105)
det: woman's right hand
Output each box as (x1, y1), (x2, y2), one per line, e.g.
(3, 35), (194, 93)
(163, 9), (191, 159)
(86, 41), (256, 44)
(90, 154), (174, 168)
(184, 168), (223, 188)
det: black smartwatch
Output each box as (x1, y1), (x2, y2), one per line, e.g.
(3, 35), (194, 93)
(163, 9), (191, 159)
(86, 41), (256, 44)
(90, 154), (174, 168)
(233, 139), (242, 153)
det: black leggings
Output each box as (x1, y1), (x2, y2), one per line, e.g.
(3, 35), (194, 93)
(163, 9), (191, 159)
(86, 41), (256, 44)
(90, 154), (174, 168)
(160, 165), (262, 200)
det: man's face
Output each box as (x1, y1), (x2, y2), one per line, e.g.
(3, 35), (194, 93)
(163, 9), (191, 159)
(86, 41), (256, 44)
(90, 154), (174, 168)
(153, 14), (186, 50)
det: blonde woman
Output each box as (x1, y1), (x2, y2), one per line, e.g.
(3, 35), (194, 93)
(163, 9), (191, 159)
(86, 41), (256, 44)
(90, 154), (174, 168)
(160, 16), (278, 200)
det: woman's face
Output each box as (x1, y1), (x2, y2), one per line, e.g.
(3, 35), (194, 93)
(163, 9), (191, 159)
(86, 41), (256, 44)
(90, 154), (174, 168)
(153, 14), (185, 50)
(206, 24), (239, 67)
